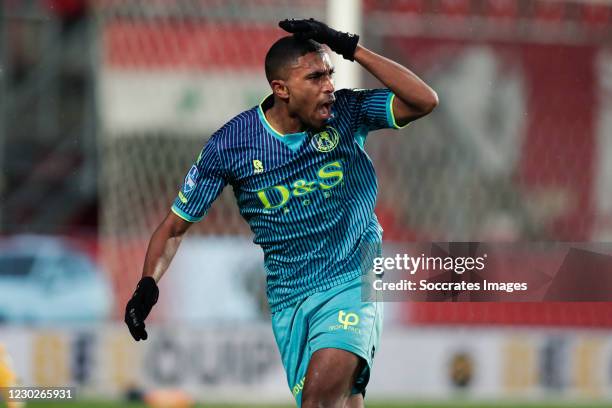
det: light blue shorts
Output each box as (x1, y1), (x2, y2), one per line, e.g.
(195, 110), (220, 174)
(271, 276), (383, 407)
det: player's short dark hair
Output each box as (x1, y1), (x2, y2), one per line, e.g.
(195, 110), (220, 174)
(265, 36), (325, 83)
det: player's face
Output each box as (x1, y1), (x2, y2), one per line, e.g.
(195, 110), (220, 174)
(285, 51), (335, 130)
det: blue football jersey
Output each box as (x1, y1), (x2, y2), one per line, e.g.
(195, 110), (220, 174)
(172, 88), (405, 311)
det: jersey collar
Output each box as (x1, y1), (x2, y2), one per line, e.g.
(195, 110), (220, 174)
(258, 94), (309, 153)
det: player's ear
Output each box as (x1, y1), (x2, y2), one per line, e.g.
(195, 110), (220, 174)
(271, 79), (289, 100)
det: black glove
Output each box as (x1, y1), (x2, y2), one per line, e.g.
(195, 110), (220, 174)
(279, 18), (360, 61)
(125, 276), (159, 341)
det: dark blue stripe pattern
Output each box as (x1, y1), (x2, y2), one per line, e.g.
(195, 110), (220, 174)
(172, 88), (399, 311)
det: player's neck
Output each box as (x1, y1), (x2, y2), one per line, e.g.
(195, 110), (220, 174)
(265, 102), (305, 135)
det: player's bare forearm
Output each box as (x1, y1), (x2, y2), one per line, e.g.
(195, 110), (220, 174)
(126, 211), (190, 341)
(142, 211), (192, 282)
(354, 44), (438, 125)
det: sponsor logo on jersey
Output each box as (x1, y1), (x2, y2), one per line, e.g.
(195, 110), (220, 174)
(256, 160), (344, 210)
(311, 126), (340, 153)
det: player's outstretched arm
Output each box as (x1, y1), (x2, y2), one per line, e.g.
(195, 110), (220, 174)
(125, 211), (192, 341)
(279, 18), (438, 126)
(142, 211), (192, 283)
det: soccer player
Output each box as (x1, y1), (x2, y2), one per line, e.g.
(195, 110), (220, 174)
(125, 18), (438, 408)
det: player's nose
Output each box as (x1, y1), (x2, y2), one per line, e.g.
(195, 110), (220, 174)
(322, 76), (335, 94)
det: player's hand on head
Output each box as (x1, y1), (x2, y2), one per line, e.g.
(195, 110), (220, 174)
(124, 276), (159, 341)
(278, 18), (320, 40)
(279, 18), (360, 61)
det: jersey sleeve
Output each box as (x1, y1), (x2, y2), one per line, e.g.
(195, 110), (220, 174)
(345, 88), (408, 132)
(171, 135), (228, 223)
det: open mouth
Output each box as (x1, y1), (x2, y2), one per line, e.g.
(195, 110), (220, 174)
(317, 101), (334, 120)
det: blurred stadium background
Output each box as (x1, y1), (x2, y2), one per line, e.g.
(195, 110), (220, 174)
(2, 0), (612, 407)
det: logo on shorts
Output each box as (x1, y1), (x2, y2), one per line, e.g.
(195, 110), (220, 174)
(311, 127), (340, 153)
(338, 311), (360, 329)
(292, 376), (305, 397)
(329, 310), (361, 334)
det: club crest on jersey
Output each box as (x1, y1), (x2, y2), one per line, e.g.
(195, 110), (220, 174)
(311, 126), (340, 153)
(183, 165), (199, 195)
